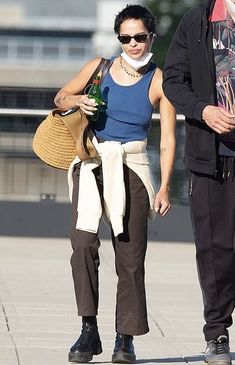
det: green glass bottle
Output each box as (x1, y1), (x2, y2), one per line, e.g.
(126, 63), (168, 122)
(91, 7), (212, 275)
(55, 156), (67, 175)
(88, 75), (103, 121)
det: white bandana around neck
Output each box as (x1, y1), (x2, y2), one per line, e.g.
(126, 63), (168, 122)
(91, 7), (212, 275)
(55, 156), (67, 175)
(120, 52), (153, 70)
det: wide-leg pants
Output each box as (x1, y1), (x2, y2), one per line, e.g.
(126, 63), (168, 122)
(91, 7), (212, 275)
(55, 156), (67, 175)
(189, 157), (235, 341)
(70, 162), (150, 336)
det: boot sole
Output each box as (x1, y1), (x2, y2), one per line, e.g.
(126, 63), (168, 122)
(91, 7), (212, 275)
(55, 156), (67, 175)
(112, 351), (136, 364)
(68, 341), (102, 363)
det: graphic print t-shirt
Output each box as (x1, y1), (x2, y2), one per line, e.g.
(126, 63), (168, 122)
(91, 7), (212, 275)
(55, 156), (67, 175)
(212, 0), (235, 155)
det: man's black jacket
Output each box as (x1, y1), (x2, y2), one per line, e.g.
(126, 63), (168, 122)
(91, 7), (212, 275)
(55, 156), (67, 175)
(163, 0), (219, 175)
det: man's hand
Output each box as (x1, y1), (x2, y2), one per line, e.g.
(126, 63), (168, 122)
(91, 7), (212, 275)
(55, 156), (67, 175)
(202, 106), (235, 134)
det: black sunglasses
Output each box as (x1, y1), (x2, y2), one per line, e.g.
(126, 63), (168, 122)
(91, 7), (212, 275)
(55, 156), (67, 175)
(117, 33), (152, 45)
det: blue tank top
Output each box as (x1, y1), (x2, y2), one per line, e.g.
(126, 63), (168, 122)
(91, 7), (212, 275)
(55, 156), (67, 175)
(92, 59), (156, 143)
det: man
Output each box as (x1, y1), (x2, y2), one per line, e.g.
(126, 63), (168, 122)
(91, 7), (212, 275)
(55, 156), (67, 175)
(163, 0), (235, 364)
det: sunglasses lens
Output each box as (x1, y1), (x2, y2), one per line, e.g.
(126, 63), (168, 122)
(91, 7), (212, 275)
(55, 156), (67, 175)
(134, 34), (148, 42)
(118, 35), (131, 44)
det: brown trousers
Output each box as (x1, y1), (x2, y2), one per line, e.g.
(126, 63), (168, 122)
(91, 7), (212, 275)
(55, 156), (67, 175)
(70, 162), (149, 335)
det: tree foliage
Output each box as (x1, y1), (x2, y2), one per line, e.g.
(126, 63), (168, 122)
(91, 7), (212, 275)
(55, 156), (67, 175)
(145, 0), (200, 68)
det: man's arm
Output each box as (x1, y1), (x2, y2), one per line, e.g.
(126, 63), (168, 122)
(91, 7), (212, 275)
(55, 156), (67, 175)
(163, 15), (235, 132)
(163, 16), (208, 121)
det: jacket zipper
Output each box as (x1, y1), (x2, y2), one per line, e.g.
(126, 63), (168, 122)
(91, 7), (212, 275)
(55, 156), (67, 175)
(204, 18), (218, 176)
(189, 172), (193, 195)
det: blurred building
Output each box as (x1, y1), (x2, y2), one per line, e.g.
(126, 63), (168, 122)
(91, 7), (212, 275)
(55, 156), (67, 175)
(0, 0), (143, 88)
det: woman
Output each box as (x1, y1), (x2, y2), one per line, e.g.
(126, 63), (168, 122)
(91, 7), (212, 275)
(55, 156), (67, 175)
(54, 4), (176, 364)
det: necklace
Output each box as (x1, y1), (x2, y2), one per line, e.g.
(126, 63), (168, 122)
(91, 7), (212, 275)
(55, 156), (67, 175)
(119, 57), (142, 78)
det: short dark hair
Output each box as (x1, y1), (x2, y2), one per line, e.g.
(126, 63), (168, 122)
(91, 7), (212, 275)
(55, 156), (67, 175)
(114, 4), (156, 34)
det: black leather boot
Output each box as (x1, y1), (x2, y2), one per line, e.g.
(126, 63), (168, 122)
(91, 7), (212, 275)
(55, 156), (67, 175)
(112, 333), (136, 363)
(68, 323), (102, 363)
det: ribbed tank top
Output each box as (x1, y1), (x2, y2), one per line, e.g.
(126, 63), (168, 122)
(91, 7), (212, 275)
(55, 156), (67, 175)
(92, 58), (156, 143)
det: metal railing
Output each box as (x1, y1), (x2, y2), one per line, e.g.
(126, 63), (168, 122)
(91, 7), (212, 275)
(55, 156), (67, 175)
(0, 108), (187, 204)
(0, 108), (51, 116)
(0, 108), (185, 120)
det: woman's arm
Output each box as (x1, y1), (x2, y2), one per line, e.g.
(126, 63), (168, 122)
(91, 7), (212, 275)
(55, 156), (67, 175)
(150, 69), (176, 216)
(54, 57), (102, 115)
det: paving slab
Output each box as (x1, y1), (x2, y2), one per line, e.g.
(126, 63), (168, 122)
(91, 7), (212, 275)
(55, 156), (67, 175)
(0, 236), (234, 365)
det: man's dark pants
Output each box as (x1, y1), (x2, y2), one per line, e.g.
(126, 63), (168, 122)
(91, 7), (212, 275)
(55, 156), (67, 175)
(189, 157), (235, 341)
(70, 162), (150, 336)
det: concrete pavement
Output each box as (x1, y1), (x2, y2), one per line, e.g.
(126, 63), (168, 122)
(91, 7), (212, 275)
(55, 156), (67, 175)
(0, 236), (234, 365)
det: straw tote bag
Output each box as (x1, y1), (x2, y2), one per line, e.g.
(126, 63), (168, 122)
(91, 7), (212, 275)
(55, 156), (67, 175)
(32, 58), (111, 170)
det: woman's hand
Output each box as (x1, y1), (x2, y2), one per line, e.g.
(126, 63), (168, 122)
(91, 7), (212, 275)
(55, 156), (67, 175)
(76, 95), (98, 116)
(154, 189), (171, 216)
(54, 92), (97, 116)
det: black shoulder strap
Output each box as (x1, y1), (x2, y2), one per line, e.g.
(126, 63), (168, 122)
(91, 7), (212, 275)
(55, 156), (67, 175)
(100, 58), (113, 83)
(86, 58), (106, 87)
(84, 58), (113, 93)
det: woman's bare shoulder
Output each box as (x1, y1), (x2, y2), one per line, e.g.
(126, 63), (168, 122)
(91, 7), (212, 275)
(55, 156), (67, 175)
(152, 67), (163, 83)
(81, 57), (103, 73)
(149, 67), (164, 105)
(57, 57), (104, 94)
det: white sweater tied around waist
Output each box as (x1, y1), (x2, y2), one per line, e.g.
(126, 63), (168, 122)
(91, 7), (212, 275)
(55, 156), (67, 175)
(67, 137), (156, 237)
